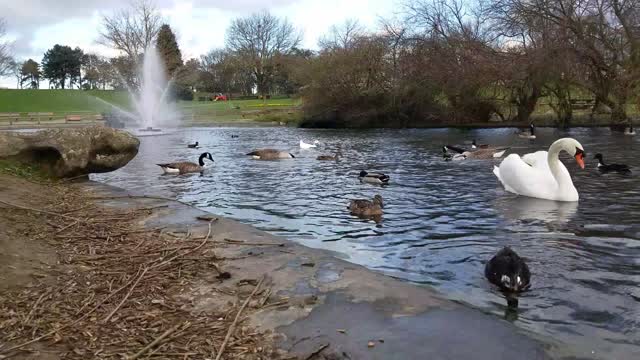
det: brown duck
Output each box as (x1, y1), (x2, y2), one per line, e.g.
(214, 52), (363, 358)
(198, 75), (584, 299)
(348, 195), (384, 216)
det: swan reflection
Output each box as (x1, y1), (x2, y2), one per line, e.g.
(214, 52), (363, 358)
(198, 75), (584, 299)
(494, 196), (578, 223)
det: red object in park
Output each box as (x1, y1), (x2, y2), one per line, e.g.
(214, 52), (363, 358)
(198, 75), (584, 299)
(214, 94), (227, 101)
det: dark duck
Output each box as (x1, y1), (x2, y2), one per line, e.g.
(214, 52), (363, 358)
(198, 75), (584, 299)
(485, 247), (531, 302)
(594, 153), (630, 173)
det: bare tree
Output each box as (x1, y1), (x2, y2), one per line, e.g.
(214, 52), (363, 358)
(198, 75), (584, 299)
(0, 19), (14, 77)
(318, 19), (365, 50)
(226, 11), (302, 98)
(98, 0), (162, 60)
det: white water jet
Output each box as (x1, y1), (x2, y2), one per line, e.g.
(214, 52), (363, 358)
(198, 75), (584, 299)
(131, 46), (181, 131)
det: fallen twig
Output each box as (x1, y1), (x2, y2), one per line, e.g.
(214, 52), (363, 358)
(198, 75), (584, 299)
(102, 267), (149, 323)
(23, 289), (50, 325)
(224, 238), (284, 247)
(127, 322), (185, 360)
(215, 275), (266, 360)
(0, 199), (78, 221)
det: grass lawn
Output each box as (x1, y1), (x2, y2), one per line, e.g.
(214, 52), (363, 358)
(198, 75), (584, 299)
(0, 89), (302, 124)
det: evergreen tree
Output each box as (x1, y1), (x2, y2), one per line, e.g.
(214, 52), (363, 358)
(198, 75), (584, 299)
(20, 59), (40, 89)
(41, 45), (83, 89)
(155, 24), (183, 77)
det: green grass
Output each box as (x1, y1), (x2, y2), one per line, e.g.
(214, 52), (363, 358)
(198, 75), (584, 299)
(0, 89), (131, 113)
(0, 89), (302, 124)
(0, 159), (53, 182)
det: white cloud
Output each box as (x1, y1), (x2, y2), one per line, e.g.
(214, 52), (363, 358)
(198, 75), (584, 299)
(0, 0), (398, 87)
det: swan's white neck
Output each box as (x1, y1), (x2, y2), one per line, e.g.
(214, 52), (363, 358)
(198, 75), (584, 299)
(546, 139), (577, 193)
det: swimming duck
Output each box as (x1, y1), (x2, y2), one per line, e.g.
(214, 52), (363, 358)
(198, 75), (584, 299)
(246, 149), (295, 160)
(485, 247), (531, 293)
(517, 124), (536, 139)
(444, 145), (509, 159)
(624, 126), (636, 136)
(187, 141), (199, 148)
(157, 152), (213, 174)
(359, 171), (390, 185)
(472, 139), (490, 149)
(594, 153), (631, 173)
(348, 195), (384, 216)
(300, 140), (320, 149)
(317, 151), (341, 161)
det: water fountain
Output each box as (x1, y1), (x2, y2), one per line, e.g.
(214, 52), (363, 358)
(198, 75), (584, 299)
(99, 46), (181, 137)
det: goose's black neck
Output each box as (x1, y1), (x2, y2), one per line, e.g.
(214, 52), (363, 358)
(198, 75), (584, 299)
(198, 153), (208, 166)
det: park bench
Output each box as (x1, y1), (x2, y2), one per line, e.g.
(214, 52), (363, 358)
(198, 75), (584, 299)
(28, 112), (54, 122)
(65, 115), (84, 122)
(570, 98), (595, 110)
(0, 113), (21, 124)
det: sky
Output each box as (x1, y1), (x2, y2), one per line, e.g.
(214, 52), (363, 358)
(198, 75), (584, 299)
(0, 0), (399, 88)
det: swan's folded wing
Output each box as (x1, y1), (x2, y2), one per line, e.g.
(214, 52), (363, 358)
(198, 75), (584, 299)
(496, 153), (558, 199)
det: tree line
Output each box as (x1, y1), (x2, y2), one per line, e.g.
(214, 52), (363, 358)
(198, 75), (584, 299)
(2, 0), (638, 126)
(301, 0), (639, 127)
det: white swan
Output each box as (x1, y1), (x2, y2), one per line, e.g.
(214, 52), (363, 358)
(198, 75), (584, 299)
(493, 138), (585, 202)
(300, 140), (319, 149)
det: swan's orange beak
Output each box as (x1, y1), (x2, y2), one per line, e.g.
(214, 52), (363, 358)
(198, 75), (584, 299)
(574, 152), (585, 169)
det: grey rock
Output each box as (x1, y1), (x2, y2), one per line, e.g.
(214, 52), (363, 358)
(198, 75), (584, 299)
(0, 126), (139, 178)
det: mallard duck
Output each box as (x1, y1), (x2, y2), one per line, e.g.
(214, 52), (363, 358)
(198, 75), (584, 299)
(485, 247), (531, 293)
(594, 153), (631, 173)
(187, 141), (199, 148)
(348, 195), (383, 216)
(157, 152), (213, 174)
(517, 124), (536, 139)
(317, 151), (341, 161)
(444, 145), (509, 160)
(624, 126), (636, 136)
(300, 140), (319, 149)
(246, 149), (295, 160)
(358, 171), (390, 185)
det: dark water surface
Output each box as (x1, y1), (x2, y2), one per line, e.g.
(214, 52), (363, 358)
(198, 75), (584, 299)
(94, 127), (640, 359)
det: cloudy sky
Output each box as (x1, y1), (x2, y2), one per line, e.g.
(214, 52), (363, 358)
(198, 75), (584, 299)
(0, 0), (398, 88)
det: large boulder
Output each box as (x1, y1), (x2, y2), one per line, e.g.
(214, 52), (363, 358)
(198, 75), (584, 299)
(0, 126), (139, 178)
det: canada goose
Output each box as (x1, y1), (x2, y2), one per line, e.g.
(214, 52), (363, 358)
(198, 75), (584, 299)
(348, 195), (384, 216)
(300, 140), (319, 149)
(472, 139), (490, 149)
(444, 145), (509, 159)
(625, 126), (636, 136)
(485, 247), (531, 293)
(157, 152), (213, 174)
(187, 141), (199, 148)
(359, 171), (390, 185)
(594, 153), (631, 173)
(517, 124), (536, 139)
(246, 149), (295, 160)
(317, 151), (341, 161)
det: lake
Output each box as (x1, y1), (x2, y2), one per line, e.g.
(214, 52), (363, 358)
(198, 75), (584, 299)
(94, 126), (640, 359)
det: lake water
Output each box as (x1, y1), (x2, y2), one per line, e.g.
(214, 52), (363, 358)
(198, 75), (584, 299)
(94, 126), (640, 359)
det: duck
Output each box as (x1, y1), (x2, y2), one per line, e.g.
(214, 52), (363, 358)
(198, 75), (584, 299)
(187, 141), (199, 148)
(594, 153), (631, 173)
(444, 145), (510, 160)
(246, 149), (295, 160)
(493, 138), (585, 201)
(472, 139), (490, 149)
(624, 126), (636, 136)
(485, 247), (531, 293)
(358, 171), (390, 185)
(317, 151), (341, 161)
(300, 140), (320, 149)
(348, 195), (384, 216)
(231, 134), (239, 138)
(517, 123), (536, 139)
(157, 152), (213, 174)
